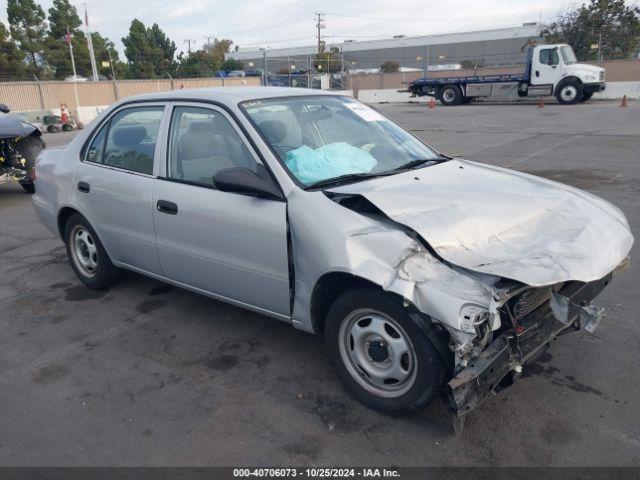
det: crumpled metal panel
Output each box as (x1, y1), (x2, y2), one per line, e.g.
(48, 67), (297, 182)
(329, 159), (634, 287)
(287, 189), (496, 333)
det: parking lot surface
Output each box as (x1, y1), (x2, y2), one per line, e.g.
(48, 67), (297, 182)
(1, 101), (638, 466)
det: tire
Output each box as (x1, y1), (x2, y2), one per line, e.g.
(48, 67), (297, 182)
(580, 92), (593, 102)
(439, 84), (462, 106)
(64, 213), (120, 289)
(556, 79), (583, 105)
(47, 125), (60, 133)
(62, 123), (72, 131)
(17, 134), (44, 194)
(325, 287), (448, 415)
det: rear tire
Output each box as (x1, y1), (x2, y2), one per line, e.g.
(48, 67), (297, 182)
(556, 79), (583, 105)
(64, 213), (121, 289)
(325, 287), (447, 415)
(439, 84), (462, 106)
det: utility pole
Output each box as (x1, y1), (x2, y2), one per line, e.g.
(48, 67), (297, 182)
(204, 36), (215, 50)
(184, 39), (196, 54)
(107, 47), (116, 80)
(315, 12), (325, 55)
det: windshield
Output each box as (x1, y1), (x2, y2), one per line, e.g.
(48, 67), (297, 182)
(560, 46), (578, 65)
(241, 96), (440, 186)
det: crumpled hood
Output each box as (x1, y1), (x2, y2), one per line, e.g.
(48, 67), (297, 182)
(329, 159), (633, 286)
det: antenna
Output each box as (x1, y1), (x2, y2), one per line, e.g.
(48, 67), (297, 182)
(315, 12), (326, 54)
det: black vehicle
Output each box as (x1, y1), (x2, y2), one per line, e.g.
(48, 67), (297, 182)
(0, 103), (45, 193)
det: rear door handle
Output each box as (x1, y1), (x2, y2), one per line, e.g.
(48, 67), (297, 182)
(78, 181), (90, 193)
(157, 200), (178, 215)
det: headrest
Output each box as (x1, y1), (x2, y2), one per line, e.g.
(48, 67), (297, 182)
(259, 120), (287, 144)
(112, 125), (147, 146)
(187, 120), (213, 133)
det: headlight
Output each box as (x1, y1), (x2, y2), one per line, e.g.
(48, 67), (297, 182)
(585, 74), (597, 82)
(459, 304), (489, 333)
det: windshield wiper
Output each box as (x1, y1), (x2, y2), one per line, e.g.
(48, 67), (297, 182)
(305, 171), (392, 189)
(391, 157), (445, 172)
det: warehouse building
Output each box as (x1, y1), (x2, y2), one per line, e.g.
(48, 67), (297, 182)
(227, 24), (544, 74)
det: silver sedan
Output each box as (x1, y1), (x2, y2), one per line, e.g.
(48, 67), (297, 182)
(32, 87), (633, 420)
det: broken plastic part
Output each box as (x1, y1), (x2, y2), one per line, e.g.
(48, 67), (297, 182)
(580, 304), (606, 333)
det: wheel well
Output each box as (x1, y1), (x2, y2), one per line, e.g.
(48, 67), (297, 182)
(57, 207), (80, 239)
(310, 272), (397, 335)
(555, 76), (582, 95)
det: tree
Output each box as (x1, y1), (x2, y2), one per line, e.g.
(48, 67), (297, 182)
(175, 50), (218, 77)
(122, 19), (176, 78)
(222, 58), (244, 71)
(7, 0), (47, 74)
(544, 0), (640, 61)
(380, 60), (400, 73)
(0, 22), (26, 79)
(314, 46), (342, 73)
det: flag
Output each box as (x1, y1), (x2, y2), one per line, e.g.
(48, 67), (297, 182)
(65, 28), (71, 45)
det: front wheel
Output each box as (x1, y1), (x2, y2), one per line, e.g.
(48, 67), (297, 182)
(64, 213), (121, 289)
(325, 287), (448, 415)
(17, 134), (44, 194)
(556, 80), (583, 105)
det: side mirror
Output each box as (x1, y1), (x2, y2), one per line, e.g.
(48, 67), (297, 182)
(213, 167), (280, 199)
(0, 103), (10, 114)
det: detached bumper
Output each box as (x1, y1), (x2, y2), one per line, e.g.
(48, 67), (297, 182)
(447, 274), (611, 417)
(584, 82), (606, 94)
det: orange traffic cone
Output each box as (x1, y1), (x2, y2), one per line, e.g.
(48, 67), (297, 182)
(428, 97), (436, 109)
(620, 95), (628, 108)
(537, 97), (544, 108)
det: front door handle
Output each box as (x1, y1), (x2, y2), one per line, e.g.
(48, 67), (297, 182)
(78, 181), (90, 193)
(157, 200), (178, 215)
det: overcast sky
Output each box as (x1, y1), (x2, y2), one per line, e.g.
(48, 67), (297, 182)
(1, 0), (579, 57)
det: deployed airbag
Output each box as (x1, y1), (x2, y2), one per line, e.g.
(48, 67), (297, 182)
(285, 142), (377, 185)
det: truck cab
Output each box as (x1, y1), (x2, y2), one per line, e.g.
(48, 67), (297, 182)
(526, 44), (606, 103)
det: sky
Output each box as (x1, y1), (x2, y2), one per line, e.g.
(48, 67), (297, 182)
(0, 0), (580, 58)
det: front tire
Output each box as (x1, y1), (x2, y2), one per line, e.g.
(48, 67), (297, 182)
(17, 134), (44, 194)
(64, 213), (120, 289)
(325, 287), (447, 415)
(556, 79), (583, 105)
(439, 84), (462, 106)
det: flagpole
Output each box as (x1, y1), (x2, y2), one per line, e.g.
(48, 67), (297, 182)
(67, 29), (81, 114)
(84, 3), (99, 81)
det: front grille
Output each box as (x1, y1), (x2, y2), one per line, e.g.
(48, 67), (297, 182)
(599, 71), (605, 82)
(512, 287), (553, 320)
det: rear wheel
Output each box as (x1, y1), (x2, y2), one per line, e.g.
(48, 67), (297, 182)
(64, 213), (120, 289)
(325, 287), (447, 415)
(439, 84), (462, 106)
(556, 79), (583, 105)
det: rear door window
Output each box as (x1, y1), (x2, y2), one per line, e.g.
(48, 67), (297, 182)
(102, 106), (164, 175)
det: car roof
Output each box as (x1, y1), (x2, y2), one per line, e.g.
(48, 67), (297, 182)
(116, 86), (341, 108)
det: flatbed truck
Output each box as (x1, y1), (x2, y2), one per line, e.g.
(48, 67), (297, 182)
(407, 44), (606, 106)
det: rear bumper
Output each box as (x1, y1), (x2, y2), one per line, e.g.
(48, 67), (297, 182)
(584, 82), (606, 94)
(446, 274), (611, 417)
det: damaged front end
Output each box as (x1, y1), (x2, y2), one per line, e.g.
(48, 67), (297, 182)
(446, 273), (612, 418)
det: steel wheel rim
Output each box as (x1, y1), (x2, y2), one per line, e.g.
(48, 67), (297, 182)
(339, 308), (417, 398)
(70, 225), (98, 278)
(443, 88), (456, 102)
(561, 85), (578, 101)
